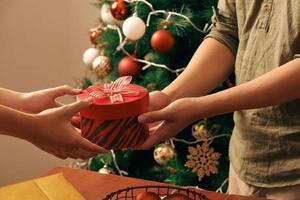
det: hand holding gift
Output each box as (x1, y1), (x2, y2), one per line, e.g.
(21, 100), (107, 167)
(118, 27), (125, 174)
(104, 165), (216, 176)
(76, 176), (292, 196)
(0, 86), (106, 159)
(138, 97), (200, 149)
(26, 98), (107, 159)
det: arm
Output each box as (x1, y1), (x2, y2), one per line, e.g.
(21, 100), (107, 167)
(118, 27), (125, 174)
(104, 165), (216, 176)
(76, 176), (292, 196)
(0, 104), (32, 138)
(144, 0), (238, 132)
(162, 38), (235, 101)
(194, 58), (300, 117)
(0, 86), (81, 113)
(139, 58), (300, 148)
(0, 100), (106, 159)
(0, 88), (24, 111)
(155, 0), (238, 105)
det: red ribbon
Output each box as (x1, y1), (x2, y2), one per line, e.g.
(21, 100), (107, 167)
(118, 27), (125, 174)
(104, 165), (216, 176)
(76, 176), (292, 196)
(88, 76), (143, 103)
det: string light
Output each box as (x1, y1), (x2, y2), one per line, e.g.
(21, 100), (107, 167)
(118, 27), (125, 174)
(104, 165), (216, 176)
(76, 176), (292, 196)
(110, 150), (129, 176)
(216, 178), (229, 193)
(146, 10), (212, 33)
(172, 134), (231, 145)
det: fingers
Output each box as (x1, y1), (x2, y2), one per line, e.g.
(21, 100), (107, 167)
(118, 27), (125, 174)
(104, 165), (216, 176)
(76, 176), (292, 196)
(52, 144), (102, 160)
(71, 115), (81, 129)
(48, 85), (82, 99)
(74, 137), (107, 154)
(52, 152), (68, 160)
(53, 147), (99, 160)
(137, 122), (176, 149)
(149, 121), (163, 135)
(54, 101), (64, 108)
(66, 149), (98, 160)
(138, 109), (169, 124)
(62, 98), (93, 117)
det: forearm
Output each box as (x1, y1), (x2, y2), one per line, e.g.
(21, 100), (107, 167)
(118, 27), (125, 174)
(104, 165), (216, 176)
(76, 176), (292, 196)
(163, 38), (235, 102)
(0, 104), (33, 140)
(194, 59), (300, 119)
(0, 88), (24, 110)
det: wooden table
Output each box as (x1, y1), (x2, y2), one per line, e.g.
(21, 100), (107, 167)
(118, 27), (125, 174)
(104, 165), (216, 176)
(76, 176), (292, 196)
(44, 167), (266, 200)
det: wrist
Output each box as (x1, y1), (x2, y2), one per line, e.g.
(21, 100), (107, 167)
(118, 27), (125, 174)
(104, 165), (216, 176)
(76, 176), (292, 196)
(162, 88), (178, 102)
(193, 95), (217, 120)
(0, 88), (26, 110)
(13, 112), (38, 141)
(193, 90), (231, 120)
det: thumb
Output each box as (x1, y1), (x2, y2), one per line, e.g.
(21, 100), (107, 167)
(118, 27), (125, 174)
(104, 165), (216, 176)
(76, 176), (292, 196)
(138, 108), (170, 124)
(49, 85), (82, 99)
(63, 98), (93, 117)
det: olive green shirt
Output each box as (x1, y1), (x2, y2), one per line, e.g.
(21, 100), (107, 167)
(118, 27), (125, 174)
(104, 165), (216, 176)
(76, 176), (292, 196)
(206, 0), (300, 187)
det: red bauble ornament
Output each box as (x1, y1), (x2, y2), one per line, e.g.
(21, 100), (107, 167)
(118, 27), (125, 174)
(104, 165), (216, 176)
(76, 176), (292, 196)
(90, 31), (100, 45)
(151, 29), (175, 53)
(136, 192), (160, 200)
(164, 194), (191, 200)
(118, 56), (141, 77)
(110, 0), (130, 20)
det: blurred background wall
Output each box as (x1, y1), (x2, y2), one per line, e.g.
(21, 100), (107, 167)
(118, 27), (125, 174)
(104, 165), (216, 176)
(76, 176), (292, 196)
(0, 0), (97, 185)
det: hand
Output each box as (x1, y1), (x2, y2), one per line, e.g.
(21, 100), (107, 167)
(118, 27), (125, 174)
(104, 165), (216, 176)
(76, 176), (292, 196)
(26, 98), (107, 159)
(138, 98), (199, 149)
(144, 91), (171, 135)
(20, 85), (81, 113)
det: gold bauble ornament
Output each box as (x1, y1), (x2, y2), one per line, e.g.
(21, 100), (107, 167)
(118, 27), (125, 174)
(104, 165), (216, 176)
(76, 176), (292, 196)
(153, 143), (176, 165)
(192, 122), (211, 140)
(92, 56), (112, 78)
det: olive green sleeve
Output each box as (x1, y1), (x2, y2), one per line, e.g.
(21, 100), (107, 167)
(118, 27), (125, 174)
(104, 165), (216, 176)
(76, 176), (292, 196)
(205, 0), (239, 57)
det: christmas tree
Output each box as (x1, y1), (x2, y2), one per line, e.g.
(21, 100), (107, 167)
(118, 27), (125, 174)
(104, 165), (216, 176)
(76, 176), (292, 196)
(76, 0), (234, 192)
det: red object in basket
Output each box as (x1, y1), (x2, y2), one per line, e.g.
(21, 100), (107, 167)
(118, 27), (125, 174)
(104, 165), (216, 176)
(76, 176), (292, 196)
(77, 76), (149, 150)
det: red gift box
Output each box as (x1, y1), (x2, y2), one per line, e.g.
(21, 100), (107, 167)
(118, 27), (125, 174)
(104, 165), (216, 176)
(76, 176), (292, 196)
(77, 76), (149, 150)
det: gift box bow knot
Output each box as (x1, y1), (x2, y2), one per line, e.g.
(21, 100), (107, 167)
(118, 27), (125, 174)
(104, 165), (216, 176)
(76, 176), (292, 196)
(87, 76), (145, 103)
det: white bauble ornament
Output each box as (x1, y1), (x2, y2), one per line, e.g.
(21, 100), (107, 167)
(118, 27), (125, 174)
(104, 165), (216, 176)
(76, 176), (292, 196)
(83, 48), (100, 66)
(122, 16), (146, 41)
(154, 143), (176, 165)
(101, 4), (118, 25)
(98, 165), (114, 174)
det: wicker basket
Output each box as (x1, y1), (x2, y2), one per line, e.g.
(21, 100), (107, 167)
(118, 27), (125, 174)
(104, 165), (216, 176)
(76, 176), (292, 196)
(103, 185), (208, 200)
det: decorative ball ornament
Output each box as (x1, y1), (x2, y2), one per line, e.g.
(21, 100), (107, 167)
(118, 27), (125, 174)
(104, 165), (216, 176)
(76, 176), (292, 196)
(101, 4), (119, 25)
(83, 48), (100, 66)
(110, 0), (130, 20)
(90, 30), (100, 45)
(192, 123), (211, 140)
(153, 143), (176, 165)
(92, 56), (112, 78)
(151, 29), (175, 53)
(164, 194), (192, 200)
(136, 192), (160, 200)
(122, 16), (146, 41)
(118, 56), (141, 77)
(98, 165), (114, 174)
